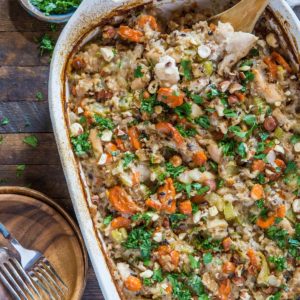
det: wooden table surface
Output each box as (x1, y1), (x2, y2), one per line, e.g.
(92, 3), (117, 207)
(0, 0), (103, 299)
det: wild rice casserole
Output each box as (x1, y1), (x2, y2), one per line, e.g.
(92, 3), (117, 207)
(66, 8), (300, 300)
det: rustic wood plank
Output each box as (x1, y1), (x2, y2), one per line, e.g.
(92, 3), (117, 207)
(0, 165), (69, 198)
(0, 0), (63, 32)
(0, 133), (60, 164)
(82, 264), (103, 300)
(0, 101), (52, 133)
(0, 66), (49, 101)
(0, 32), (57, 66)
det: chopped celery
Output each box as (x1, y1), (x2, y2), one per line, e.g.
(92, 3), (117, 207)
(203, 61), (214, 76)
(257, 252), (270, 285)
(111, 228), (128, 243)
(224, 202), (237, 221)
(274, 127), (284, 140)
(286, 208), (297, 224)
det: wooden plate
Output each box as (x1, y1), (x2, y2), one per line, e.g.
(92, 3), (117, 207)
(0, 186), (88, 300)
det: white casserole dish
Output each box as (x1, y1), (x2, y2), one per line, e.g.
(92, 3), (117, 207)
(49, 0), (300, 299)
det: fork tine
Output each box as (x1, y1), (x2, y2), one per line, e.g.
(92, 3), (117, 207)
(42, 258), (67, 289)
(11, 258), (42, 299)
(6, 261), (35, 300)
(31, 269), (58, 300)
(0, 265), (29, 300)
(39, 261), (66, 295)
(0, 270), (22, 300)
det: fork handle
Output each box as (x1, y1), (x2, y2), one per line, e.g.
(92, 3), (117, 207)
(0, 223), (11, 239)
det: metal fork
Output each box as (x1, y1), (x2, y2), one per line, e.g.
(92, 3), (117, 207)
(0, 223), (67, 300)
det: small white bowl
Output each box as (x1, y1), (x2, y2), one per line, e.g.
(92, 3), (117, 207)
(18, 0), (77, 23)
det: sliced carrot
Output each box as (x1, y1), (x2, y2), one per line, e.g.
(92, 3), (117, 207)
(222, 262), (236, 274)
(108, 186), (140, 214)
(156, 122), (184, 146)
(118, 25), (144, 43)
(157, 87), (184, 108)
(128, 126), (141, 150)
(222, 237), (232, 252)
(124, 276), (142, 292)
(137, 15), (158, 31)
(256, 215), (275, 229)
(145, 198), (162, 211)
(235, 92), (245, 102)
(179, 200), (192, 215)
(276, 205), (286, 218)
(192, 151), (207, 166)
(165, 284), (172, 294)
(252, 160), (266, 172)
(115, 138), (126, 151)
(274, 158), (286, 170)
(158, 178), (176, 214)
(247, 249), (258, 268)
(209, 23), (217, 31)
(271, 51), (292, 73)
(157, 245), (179, 268)
(111, 216), (131, 229)
(218, 279), (231, 300)
(250, 184), (265, 200)
(105, 142), (118, 153)
(132, 171), (140, 186)
(263, 56), (278, 80)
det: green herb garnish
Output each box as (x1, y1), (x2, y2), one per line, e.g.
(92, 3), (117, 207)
(94, 116), (115, 131)
(181, 60), (192, 80)
(71, 132), (91, 156)
(31, 0), (81, 15)
(23, 135), (38, 148)
(134, 65), (143, 78)
(194, 116), (210, 129)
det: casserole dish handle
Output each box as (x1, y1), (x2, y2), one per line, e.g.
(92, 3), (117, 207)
(286, 0), (300, 7)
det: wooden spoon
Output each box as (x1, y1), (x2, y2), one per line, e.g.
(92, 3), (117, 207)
(209, 0), (269, 33)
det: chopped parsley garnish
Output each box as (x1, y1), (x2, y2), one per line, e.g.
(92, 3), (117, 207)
(203, 252), (213, 264)
(16, 164), (26, 177)
(194, 116), (210, 129)
(268, 256), (286, 271)
(266, 226), (289, 249)
(94, 116), (115, 131)
(256, 173), (266, 184)
(134, 65), (143, 78)
(169, 213), (187, 228)
(219, 138), (237, 156)
(206, 85), (220, 99)
(190, 94), (203, 105)
(140, 94), (157, 114)
(174, 182), (208, 198)
(228, 125), (249, 139)
(236, 142), (247, 158)
(122, 152), (136, 168)
(188, 255), (200, 269)
(71, 133), (91, 156)
(35, 91), (44, 101)
(123, 226), (154, 260)
(243, 71), (255, 83)
(144, 268), (163, 286)
(131, 213), (152, 225)
(243, 114), (257, 126)
(103, 215), (113, 225)
(249, 48), (259, 57)
(166, 162), (186, 178)
(31, 0), (81, 15)
(181, 60), (192, 80)
(259, 131), (270, 141)
(197, 236), (222, 252)
(284, 161), (297, 175)
(175, 125), (197, 138)
(167, 274), (191, 300)
(0, 117), (9, 126)
(223, 109), (237, 118)
(290, 134), (300, 145)
(174, 103), (192, 118)
(256, 199), (265, 209)
(38, 34), (55, 56)
(269, 292), (282, 300)
(23, 135), (38, 148)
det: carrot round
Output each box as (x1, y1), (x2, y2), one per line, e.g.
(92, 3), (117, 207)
(222, 262), (236, 274)
(263, 56), (278, 80)
(115, 138), (126, 151)
(111, 216), (131, 229)
(179, 200), (192, 215)
(118, 25), (144, 43)
(251, 184), (265, 200)
(235, 92), (245, 102)
(158, 178), (176, 214)
(124, 275), (142, 292)
(105, 142), (118, 153)
(157, 87), (184, 108)
(271, 51), (292, 73)
(137, 15), (158, 31)
(222, 237), (232, 252)
(274, 158), (286, 171)
(276, 205), (286, 218)
(192, 151), (207, 166)
(218, 279), (231, 300)
(256, 215), (275, 229)
(132, 171), (140, 186)
(156, 122), (184, 146)
(252, 160), (265, 172)
(247, 249), (258, 267)
(128, 126), (141, 150)
(108, 186), (140, 214)
(145, 198), (162, 211)
(157, 245), (179, 268)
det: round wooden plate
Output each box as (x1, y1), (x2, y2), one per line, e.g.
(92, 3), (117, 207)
(0, 186), (88, 300)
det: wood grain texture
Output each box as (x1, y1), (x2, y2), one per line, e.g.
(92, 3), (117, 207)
(0, 188), (88, 299)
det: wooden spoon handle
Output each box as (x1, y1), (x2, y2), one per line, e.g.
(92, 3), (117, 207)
(210, 0), (269, 33)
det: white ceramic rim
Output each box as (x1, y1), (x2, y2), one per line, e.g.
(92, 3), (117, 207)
(49, 1), (300, 299)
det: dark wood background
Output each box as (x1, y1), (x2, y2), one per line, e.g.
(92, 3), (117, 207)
(0, 0), (103, 298)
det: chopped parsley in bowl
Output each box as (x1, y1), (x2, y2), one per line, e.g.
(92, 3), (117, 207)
(30, 0), (81, 15)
